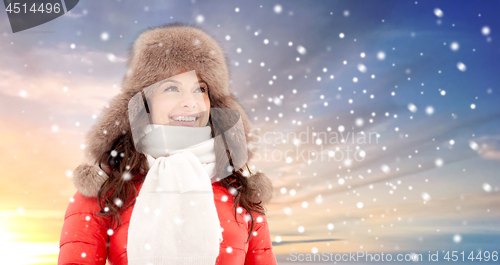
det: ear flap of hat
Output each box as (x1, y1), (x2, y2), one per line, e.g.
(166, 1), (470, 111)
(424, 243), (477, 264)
(72, 163), (109, 198)
(246, 172), (274, 205)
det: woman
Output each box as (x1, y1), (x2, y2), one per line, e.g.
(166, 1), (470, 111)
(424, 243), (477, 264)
(58, 22), (277, 265)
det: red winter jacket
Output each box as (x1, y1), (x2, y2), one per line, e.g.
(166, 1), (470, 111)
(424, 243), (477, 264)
(58, 176), (277, 264)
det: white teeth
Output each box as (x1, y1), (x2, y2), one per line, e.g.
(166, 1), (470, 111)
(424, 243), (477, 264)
(172, 116), (197, 122)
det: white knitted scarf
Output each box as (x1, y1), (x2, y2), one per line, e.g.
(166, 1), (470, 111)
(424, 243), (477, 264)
(127, 125), (223, 265)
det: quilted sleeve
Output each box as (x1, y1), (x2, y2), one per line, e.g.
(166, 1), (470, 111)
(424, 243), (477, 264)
(244, 212), (278, 265)
(58, 191), (109, 264)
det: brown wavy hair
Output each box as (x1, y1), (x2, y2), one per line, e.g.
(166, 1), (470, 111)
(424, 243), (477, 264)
(94, 83), (265, 244)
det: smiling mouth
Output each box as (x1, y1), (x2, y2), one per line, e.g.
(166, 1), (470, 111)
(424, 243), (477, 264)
(169, 115), (200, 122)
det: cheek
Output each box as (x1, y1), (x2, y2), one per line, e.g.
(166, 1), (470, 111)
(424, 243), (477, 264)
(203, 95), (210, 110)
(203, 97), (210, 126)
(151, 100), (174, 122)
(204, 99), (211, 119)
(160, 105), (174, 117)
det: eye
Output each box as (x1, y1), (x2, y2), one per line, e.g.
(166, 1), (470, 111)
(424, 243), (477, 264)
(164, 85), (178, 92)
(194, 85), (207, 93)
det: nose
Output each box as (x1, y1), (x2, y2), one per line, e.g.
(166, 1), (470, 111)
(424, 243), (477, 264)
(179, 93), (198, 109)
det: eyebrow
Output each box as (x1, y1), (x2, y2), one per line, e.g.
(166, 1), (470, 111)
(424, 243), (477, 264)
(163, 79), (206, 85)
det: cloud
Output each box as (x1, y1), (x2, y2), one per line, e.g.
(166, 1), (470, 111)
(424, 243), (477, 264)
(0, 42), (131, 124)
(273, 237), (343, 246)
(473, 134), (500, 161)
(64, 12), (84, 19)
(0, 68), (117, 116)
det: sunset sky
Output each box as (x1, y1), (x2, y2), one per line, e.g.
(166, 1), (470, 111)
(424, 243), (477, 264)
(1, 0), (500, 264)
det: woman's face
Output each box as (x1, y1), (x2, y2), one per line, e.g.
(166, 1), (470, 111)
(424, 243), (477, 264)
(150, 71), (210, 127)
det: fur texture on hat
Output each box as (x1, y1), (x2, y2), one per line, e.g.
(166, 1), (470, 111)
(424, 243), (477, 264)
(72, 22), (273, 205)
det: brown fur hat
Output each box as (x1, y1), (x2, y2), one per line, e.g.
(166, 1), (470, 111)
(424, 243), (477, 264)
(72, 22), (273, 205)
